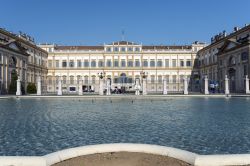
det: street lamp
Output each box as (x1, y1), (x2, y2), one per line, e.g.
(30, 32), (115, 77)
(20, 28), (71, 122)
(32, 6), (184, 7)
(98, 72), (106, 79)
(140, 71), (148, 79)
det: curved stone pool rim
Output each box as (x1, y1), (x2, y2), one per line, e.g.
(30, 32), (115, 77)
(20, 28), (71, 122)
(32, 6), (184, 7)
(0, 143), (250, 166)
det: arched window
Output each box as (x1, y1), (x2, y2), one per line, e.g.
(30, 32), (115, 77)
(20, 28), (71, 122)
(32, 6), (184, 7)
(77, 75), (82, 84)
(165, 75), (170, 83)
(70, 76), (74, 84)
(48, 76), (52, 84)
(62, 75), (67, 84)
(151, 75), (155, 83)
(84, 76), (88, 84)
(229, 56), (236, 65)
(91, 75), (96, 84)
(158, 75), (162, 83)
(55, 76), (59, 84)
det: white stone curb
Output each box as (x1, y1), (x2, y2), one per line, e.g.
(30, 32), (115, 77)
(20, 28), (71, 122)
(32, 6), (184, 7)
(0, 156), (46, 166)
(195, 154), (250, 166)
(44, 143), (197, 166)
(1, 144), (250, 166)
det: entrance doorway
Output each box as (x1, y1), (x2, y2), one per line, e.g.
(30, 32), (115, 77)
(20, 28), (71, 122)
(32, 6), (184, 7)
(228, 68), (236, 92)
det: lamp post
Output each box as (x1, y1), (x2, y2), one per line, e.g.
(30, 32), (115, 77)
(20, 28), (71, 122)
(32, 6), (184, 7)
(98, 72), (106, 95)
(98, 72), (106, 79)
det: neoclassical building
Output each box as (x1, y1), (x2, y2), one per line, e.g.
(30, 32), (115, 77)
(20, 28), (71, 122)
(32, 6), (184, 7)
(197, 24), (250, 93)
(0, 28), (48, 94)
(39, 41), (205, 94)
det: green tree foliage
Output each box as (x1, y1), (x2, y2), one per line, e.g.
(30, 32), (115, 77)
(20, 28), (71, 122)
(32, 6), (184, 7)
(27, 83), (37, 94)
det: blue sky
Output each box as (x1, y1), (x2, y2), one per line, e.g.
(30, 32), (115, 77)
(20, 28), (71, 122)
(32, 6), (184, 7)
(1, 0), (250, 45)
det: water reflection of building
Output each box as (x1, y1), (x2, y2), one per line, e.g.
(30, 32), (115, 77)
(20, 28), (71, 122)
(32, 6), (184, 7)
(39, 41), (205, 94)
(197, 24), (250, 93)
(0, 28), (48, 94)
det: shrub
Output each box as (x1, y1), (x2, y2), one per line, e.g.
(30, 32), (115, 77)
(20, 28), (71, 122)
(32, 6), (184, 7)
(27, 83), (37, 94)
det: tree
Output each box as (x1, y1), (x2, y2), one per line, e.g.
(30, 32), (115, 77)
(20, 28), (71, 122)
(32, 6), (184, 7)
(27, 83), (37, 94)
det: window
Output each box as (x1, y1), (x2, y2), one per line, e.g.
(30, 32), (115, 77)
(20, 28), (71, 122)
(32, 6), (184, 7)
(48, 76), (52, 84)
(128, 47), (133, 52)
(158, 75), (162, 83)
(172, 59), (177, 67)
(172, 75), (177, 83)
(121, 60), (126, 67)
(135, 47), (140, 52)
(128, 77), (133, 83)
(114, 47), (119, 52)
(165, 75), (170, 83)
(106, 60), (112, 67)
(56, 60), (59, 68)
(143, 60), (148, 67)
(70, 76), (74, 84)
(180, 59), (184, 67)
(98, 60), (103, 67)
(135, 60), (140, 67)
(48, 60), (52, 68)
(241, 52), (248, 61)
(92, 76), (96, 84)
(62, 61), (67, 67)
(165, 59), (169, 67)
(62, 76), (67, 84)
(151, 75), (155, 83)
(114, 77), (119, 83)
(128, 60), (133, 67)
(229, 56), (236, 65)
(157, 60), (162, 67)
(121, 47), (126, 52)
(106, 47), (111, 52)
(150, 60), (155, 67)
(91, 60), (96, 67)
(69, 60), (74, 67)
(186, 60), (192, 67)
(77, 60), (81, 67)
(77, 75), (82, 84)
(84, 76), (88, 84)
(244, 65), (248, 76)
(114, 60), (119, 67)
(84, 60), (89, 67)
(219, 60), (223, 66)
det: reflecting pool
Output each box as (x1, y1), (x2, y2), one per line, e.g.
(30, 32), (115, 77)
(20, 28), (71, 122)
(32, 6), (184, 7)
(0, 97), (250, 156)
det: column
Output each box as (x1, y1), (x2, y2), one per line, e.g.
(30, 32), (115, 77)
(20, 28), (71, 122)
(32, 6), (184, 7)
(246, 75), (250, 94)
(106, 79), (111, 95)
(163, 79), (168, 95)
(142, 78), (147, 95)
(37, 76), (41, 95)
(57, 77), (62, 96)
(99, 78), (104, 95)
(78, 79), (83, 95)
(183, 76), (188, 95)
(225, 75), (229, 95)
(204, 75), (209, 95)
(134, 78), (140, 95)
(16, 76), (21, 96)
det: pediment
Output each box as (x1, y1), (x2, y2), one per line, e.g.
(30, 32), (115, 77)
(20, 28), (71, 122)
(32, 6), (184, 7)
(8, 42), (20, 51)
(218, 40), (240, 54)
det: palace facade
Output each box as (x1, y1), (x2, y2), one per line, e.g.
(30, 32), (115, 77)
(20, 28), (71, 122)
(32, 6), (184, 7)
(39, 41), (205, 94)
(197, 24), (250, 93)
(0, 28), (48, 94)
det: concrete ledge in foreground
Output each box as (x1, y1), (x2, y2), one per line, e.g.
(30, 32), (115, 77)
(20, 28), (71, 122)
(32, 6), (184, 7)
(1, 144), (250, 166)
